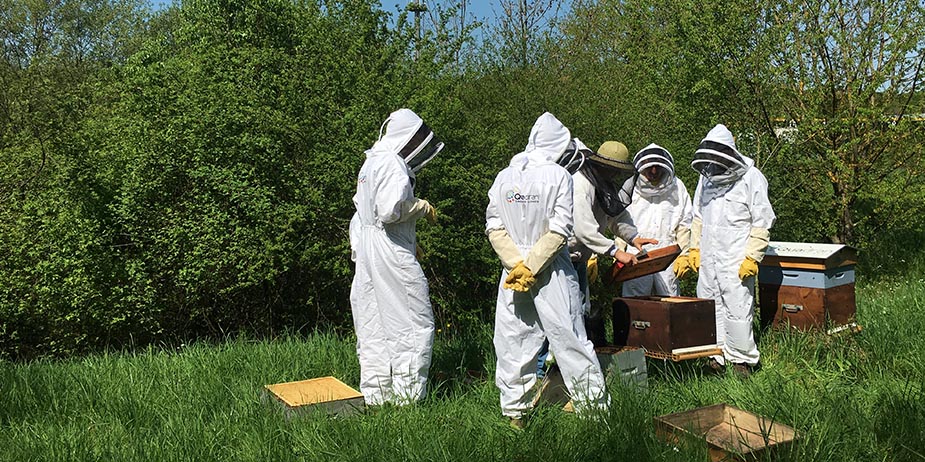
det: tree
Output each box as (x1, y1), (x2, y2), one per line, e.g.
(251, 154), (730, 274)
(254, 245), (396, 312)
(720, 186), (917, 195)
(481, 0), (563, 68)
(763, 0), (925, 244)
(560, 0), (925, 245)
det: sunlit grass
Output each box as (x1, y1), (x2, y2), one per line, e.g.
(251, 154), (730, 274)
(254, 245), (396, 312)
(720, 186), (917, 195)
(1, 277), (923, 461)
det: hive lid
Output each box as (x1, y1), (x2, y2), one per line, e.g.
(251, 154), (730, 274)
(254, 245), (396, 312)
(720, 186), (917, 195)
(265, 376), (362, 408)
(609, 244), (681, 283)
(762, 241), (858, 270)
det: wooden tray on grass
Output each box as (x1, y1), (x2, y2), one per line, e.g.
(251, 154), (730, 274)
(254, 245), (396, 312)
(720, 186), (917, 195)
(655, 403), (798, 461)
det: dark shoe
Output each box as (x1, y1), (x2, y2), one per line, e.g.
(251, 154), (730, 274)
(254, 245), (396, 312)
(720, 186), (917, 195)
(509, 417), (525, 430)
(732, 363), (753, 378)
(704, 358), (725, 374)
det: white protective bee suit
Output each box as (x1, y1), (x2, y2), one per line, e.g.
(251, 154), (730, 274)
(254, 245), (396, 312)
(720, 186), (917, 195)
(349, 109), (436, 405)
(486, 113), (609, 418)
(692, 124), (775, 367)
(622, 144), (693, 297)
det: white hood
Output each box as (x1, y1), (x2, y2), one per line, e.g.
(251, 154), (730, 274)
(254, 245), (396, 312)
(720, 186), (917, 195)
(366, 108), (425, 156)
(510, 112), (571, 170)
(691, 124), (753, 185)
(634, 143), (676, 198)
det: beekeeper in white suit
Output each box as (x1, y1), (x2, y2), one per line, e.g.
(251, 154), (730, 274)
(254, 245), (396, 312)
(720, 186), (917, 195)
(622, 144), (693, 297)
(486, 112), (609, 428)
(687, 124), (775, 376)
(570, 140), (658, 345)
(350, 108), (441, 405)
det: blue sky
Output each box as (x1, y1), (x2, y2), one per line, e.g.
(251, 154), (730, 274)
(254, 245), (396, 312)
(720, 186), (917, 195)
(148, 1), (571, 29)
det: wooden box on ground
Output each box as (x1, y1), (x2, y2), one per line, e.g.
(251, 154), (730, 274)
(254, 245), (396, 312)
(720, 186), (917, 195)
(655, 404), (798, 461)
(596, 346), (648, 389)
(265, 376), (364, 416)
(609, 244), (681, 283)
(759, 241), (858, 330)
(612, 296), (716, 354)
(533, 347), (647, 409)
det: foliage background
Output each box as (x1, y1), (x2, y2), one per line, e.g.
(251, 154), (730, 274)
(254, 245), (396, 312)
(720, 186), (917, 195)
(1, 0), (924, 359)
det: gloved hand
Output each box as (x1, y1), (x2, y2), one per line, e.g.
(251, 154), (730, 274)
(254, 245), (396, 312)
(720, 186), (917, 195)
(422, 200), (437, 225)
(673, 255), (693, 278)
(415, 244), (424, 260)
(504, 261), (536, 292)
(401, 199), (437, 224)
(587, 255), (599, 283)
(689, 248), (701, 272)
(738, 256), (759, 280)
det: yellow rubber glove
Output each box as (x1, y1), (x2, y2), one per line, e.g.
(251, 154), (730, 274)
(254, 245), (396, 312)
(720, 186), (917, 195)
(587, 255), (599, 283)
(424, 203), (438, 225)
(738, 256), (759, 280)
(673, 255), (693, 279)
(504, 262), (536, 292)
(689, 248), (701, 272)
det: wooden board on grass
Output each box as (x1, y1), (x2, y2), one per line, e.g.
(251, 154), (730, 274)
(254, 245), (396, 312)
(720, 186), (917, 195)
(265, 376), (364, 416)
(655, 403), (799, 461)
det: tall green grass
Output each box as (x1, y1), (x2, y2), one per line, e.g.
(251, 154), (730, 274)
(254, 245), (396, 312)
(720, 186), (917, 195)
(1, 276), (924, 461)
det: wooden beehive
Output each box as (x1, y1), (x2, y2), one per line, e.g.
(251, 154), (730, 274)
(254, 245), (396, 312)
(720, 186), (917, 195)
(612, 296), (716, 354)
(655, 403), (799, 461)
(758, 241), (858, 330)
(265, 376), (364, 416)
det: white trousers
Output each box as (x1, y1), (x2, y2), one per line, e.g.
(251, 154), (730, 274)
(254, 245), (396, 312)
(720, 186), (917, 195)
(494, 253), (609, 418)
(697, 261), (759, 366)
(621, 266), (680, 297)
(350, 225), (434, 405)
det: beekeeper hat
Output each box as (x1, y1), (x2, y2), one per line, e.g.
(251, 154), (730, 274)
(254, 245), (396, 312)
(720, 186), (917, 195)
(589, 141), (634, 171)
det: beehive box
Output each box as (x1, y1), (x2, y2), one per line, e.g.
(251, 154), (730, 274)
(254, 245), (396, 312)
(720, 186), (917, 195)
(759, 241), (858, 330)
(265, 376), (364, 416)
(533, 347), (647, 409)
(612, 296), (716, 354)
(595, 346), (648, 389)
(655, 404), (799, 461)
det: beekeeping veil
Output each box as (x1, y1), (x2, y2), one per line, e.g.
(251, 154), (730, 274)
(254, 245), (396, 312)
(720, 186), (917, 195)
(374, 108), (444, 173)
(557, 138), (591, 174)
(691, 124), (749, 185)
(634, 143), (675, 197)
(580, 141), (636, 217)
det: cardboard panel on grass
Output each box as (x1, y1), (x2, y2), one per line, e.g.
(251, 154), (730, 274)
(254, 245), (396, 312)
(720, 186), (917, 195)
(758, 241), (858, 331)
(265, 376), (364, 416)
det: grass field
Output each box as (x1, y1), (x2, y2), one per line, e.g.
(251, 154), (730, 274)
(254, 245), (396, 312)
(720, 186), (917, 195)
(2, 275), (924, 462)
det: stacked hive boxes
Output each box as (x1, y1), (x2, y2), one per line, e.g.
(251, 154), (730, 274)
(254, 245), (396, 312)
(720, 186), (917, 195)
(758, 241), (858, 330)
